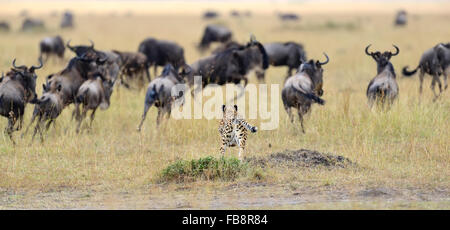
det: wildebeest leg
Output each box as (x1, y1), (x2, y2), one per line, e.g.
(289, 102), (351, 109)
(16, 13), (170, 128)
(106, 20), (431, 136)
(286, 107), (294, 123)
(443, 71), (448, 90)
(228, 84), (246, 103)
(16, 115), (24, 131)
(76, 107), (88, 134)
(22, 112), (38, 138)
(6, 115), (16, 144)
(137, 103), (151, 132)
(255, 69), (265, 82)
(297, 106), (306, 134)
(430, 75), (441, 101)
(153, 65), (158, 77)
(145, 65), (151, 82)
(156, 109), (162, 126)
(89, 108), (97, 129)
(287, 68), (293, 77)
(31, 117), (42, 142)
(418, 70), (424, 96)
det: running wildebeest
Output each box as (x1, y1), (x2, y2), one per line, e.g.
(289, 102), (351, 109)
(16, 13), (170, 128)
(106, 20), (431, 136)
(198, 25), (233, 51)
(402, 43), (449, 100)
(40, 35), (65, 62)
(263, 42), (307, 79)
(185, 36), (269, 98)
(66, 40), (121, 83)
(278, 13), (300, 21)
(74, 74), (114, 133)
(112, 50), (150, 88)
(137, 64), (188, 131)
(0, 21), (10, 32)
(0, 59), (42, 143)
(138, 38), (186, 77)
(21, 18), (45, 31)
(394, 10), (407, 26)
(22, 84), (64, 142)
(60, 11), (74, 29)
(203, 11), (219, 19)
(282, 53), (328, 133)
(365, 45), (400, 109)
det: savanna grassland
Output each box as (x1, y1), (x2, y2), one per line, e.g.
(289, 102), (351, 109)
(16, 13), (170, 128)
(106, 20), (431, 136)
(0, 1), (449, 209)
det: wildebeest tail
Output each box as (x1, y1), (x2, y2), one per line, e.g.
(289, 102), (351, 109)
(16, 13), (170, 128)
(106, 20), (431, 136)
(402, 65), (419, 76)
(254, 42), (269, 69)
(304, 93), (325, 105)
(145, 84), (158, 106)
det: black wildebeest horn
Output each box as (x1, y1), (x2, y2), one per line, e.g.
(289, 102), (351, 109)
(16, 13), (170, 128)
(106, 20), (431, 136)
(67, 39), (75, 50)
(318, 53), (329, 65)
(391, 45), (399, 56)
(30, 57), (43, 72)
(89, 40), (95, 49)
(365, 44), (373, 56)
(12, 59), (27, 69)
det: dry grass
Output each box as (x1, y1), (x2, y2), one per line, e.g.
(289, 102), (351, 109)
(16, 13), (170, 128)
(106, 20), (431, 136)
(0, 1), (449, 209)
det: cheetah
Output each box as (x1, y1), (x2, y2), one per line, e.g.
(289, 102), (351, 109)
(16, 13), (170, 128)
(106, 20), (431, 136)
(219, 105), (258, 159)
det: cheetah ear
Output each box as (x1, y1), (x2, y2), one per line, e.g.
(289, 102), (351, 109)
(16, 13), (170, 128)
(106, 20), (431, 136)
(234, 105), (238, 111)
(222, 104), (226, 112)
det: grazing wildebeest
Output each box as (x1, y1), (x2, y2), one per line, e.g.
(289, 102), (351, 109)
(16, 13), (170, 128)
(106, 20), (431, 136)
(394, 10), (407, 26)
(74, 75), (114, 133)
(44, 52), (107, 107)
(138, 38), (186, 77)
(112, 50), (150, 88)
(365, 45), (400, 109)
(60, 11), (74, 29)
(22, 84), (64, 141)
(138, 64), (188, 131)
(263, 42), (307, 79)
(282, 54), (328, 133)
(0, 59), (42, 143)
(21, 18), (45, 31)
(278, 13), (300, 21)
(198, 25), (233, 51)
(40, 35), (65, 62)
(66, 40), (121, 83)
(402, 43), (449, 100)
(203, 11), (219, 19)
(230, 10), (240, 17)
(0, 21), (10, 32)
(185, 37), (269, 97)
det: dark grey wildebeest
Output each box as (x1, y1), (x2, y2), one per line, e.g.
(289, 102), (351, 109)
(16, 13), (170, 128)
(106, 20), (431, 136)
(112, 50), (150, 88)
(282, 54), (328, 133)
(436, 43), (450, 91)
(138, 64), (188, 131)
(278, 13), (300, 21)
(262, 42), (307, 79)
(184, 37), (269, 98)
(22, 84), (64, 142)
(0, 21), (10, 32)
(203, 11), (219, 19)
(21, 18), (45, 31)
(74, 74), (114, 133)
(198, 25), (233, 51)
(40, 35), (65, 62)
(394, 10), (407, 26)
(402, 43), (448, 100)
(67, 40), (121, 84)
(60, 11), (74, 29)
(0, 59), (42, 143)
(365, 45), (400, 109)
(138, 38), (186, 77)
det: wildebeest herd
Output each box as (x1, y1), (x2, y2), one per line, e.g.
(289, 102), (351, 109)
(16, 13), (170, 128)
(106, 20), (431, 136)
(0, 11), (449, 161)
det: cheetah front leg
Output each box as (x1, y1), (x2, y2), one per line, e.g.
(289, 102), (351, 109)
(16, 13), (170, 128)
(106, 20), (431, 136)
(219, 137), (227, 156)
(237, 134), (246, 160)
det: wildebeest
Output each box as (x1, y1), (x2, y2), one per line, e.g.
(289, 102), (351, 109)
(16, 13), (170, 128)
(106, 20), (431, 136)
(74, 75), (114, 133)
(0, 21), (10, 32)
(66, 40), (121, 83)
(185, 36), (269, 97)
(0, 59), (42, 143)
(60, 11), (74, 29)
(282, 54), (328, 133)
(198, 25), (233, 51)
(278, 13), (300, 21)
(137, 64), (188, 131)
(44, 52), (107, 107)
(138, 38), (186, 77)
(40, 35), (65, 62)
(22, 84), (64, 141)
(365, 45), (400, 109)
(436, 43), (450, 91)
(402, 43), (449, 100)
(263, 42), (307, 79)
(22, 18), (45, 31)
(230, 10), (240, 17)
(203, 11), (219, 19)
(395, 10), (407, 26)
(112, 50), (150, 88)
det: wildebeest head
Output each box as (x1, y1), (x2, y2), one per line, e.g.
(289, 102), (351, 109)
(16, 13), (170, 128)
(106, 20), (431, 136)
(67, 40), (95, 57)
(231, 35), (269, 73)
(8, 58), (43, 103)
(298, 53), (329, 96)
(365, 45), (399, 74)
